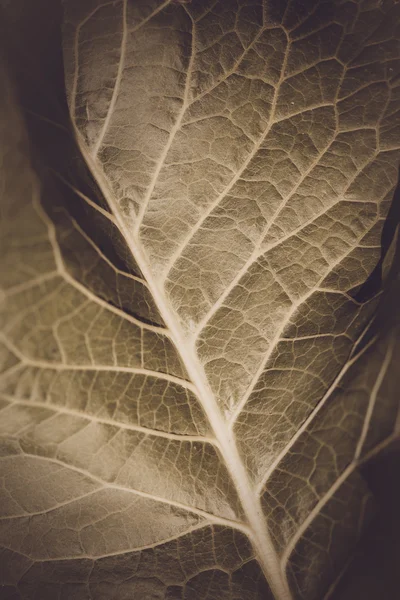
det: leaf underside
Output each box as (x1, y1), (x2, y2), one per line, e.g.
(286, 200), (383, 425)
(1, 1), (400, 599)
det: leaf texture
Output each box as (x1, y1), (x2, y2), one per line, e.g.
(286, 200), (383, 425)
(1, 1), (400, 599)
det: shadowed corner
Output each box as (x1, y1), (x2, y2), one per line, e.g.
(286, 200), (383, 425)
(353, 162), (400, 305)
(331, 165), (400, 598)
(331, 438), (400, 599)
(331, 155), (400, 596)
(0, 0), (107, 197)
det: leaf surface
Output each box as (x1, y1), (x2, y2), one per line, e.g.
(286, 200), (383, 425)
(1, 1), (400, 599)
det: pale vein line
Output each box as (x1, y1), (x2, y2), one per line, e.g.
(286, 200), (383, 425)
(283, 57), (345, 82)
(357, 493), (372, 536)
(359, 430), (399, 465)
(0, 488), (103, 521)
(228, 228), (380, 429)
(280, 462), (356, 568)
(0, 451), (250, 535)
(70, 2), (114, 118)
(265, 101), (336, 124)
(127, 0), (172, 34)
(281, 333), (352, 342)
(185, 27), (355, 329)
(74, 126), (293, 600)
(317, 287), (364, 305)
(32, 197), (169, 336)
(1, 278), (66, 334)
(0, 362), (23, 380)
(92, 0), (172, 158)
(354, 337), (394, 459)
(92, 0), (128, 158)
(280, 336), (396, 569)
(2, 271), (58, 297)
(348, 314), (378, 359)
(69, 216), (148, 286)
(51, 170), (117, 224)
(161, 62), (297, 281)
(193, 148), (377, 338)
(322, 554), (354, 600)
(338, 78), (387, 102)
(183, 101), (333, 130)
(0, 337), (194, 391)
(133, 4), (197, 234)
(280, 0), (293, 27)
(0, 524), (221, 562)
(59, 270), (158, 332)
(24, 109), (69, 132)
(1, 397), (216, 444)
(192, 132), (340, 336)
(184, 24), (270, 112)
(255, 326), (377, 495)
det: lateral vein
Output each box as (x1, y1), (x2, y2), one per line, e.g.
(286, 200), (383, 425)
(133, 4), (197, 234)
(281, 334), (396, 569)
(92, 0), (128, 158)
(255, 325), (377, 495)
(73, 55), (293, 600)
(0, 451), (249, 534)
(229, 224), (380, 427)
(0, 336), (194, 391)
(0, 396), (216, 444)
(33, 197), (169, 336)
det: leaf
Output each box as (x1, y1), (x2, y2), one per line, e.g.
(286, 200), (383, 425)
(330, 438), (400, 599)
(1, 1), (400, 599)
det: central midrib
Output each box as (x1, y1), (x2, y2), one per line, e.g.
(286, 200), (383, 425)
(75, 140), (292, 600)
